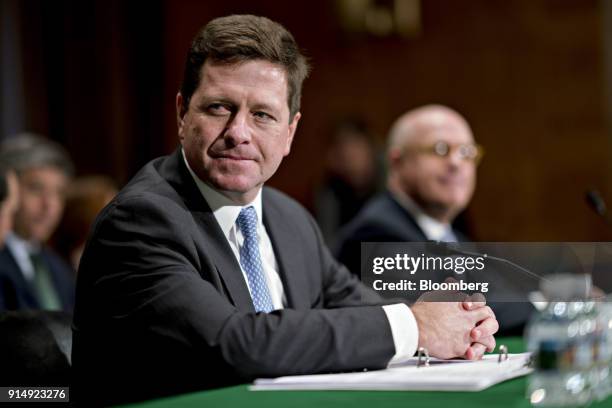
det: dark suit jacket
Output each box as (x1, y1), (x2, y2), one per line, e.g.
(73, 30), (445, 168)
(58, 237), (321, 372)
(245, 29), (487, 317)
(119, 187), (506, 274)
(72, 149), (396, 405)
(0, 246), (75, 312)
(334, 191), (533, 336)
(335, 191), (468, 277)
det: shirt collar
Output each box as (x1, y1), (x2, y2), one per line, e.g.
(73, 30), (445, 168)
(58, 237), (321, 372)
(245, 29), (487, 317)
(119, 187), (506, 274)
(181, 148), (263, 237)
(390, 190), (453, 242)
(5, 232), (39, 281)
(6, 232), (40, 254)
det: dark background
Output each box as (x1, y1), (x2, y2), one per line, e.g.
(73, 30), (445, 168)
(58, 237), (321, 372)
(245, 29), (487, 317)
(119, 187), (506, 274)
(2, 0), (611, 241)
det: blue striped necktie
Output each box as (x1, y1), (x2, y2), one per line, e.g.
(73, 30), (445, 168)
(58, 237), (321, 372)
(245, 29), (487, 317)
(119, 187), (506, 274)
(236, 206), (274, 313)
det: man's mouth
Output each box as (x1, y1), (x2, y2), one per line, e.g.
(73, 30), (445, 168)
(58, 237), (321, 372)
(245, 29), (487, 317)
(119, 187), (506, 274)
(438, 175), (465, 186)
(211, 153), (254, 161)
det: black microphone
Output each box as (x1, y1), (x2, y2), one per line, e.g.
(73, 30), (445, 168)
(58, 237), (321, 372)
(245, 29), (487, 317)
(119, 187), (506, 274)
(427, 241), (593, 299)
(426, 241), (544, 282)
(586, 189), (611, 225)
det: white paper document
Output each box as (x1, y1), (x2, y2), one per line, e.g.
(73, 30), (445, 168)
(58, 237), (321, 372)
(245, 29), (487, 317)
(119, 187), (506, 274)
(251, 353), (533, 392)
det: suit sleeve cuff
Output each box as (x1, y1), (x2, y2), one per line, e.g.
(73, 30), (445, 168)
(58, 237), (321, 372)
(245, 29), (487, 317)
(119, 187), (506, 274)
(382, 303), (419, 365)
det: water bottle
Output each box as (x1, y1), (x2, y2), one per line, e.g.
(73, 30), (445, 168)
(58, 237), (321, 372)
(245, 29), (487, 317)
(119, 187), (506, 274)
(595, 297), (612, 400)
(526, 301), (591, 406)
(573, 301), (596, 403)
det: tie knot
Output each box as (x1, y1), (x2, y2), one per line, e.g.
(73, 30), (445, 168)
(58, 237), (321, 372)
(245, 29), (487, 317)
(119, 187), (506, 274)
(236, 206), (258, 238)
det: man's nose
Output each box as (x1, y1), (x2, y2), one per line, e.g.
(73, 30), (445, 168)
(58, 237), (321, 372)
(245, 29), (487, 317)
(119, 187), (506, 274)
(39, 190), (61, 211)
(223, 110), (251, 146)
(446, 149), (463, 168)
(40, 194), (54, 213)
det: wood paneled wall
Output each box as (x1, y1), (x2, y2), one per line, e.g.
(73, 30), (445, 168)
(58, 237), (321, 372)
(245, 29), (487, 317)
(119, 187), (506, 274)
(160, 0), (612, 241)
(9, 0), (612, 241)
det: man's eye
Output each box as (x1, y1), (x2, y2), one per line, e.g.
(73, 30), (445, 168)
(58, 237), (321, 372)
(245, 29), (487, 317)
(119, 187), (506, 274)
(253, 111), (275, 122)
(207, 104), (231, 115)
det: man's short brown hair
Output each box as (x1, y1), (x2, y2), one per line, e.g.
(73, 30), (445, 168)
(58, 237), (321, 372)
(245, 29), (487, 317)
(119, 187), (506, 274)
(180, 14), (309, 119)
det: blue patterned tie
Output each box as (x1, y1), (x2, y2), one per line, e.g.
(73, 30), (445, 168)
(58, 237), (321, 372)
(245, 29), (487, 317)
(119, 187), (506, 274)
(236, 206), (274, 312)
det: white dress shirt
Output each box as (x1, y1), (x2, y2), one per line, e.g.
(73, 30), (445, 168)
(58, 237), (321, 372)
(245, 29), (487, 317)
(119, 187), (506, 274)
(182, 150), (418, 364)
(182, 151), (286, 310)
(5, 232), (40, 281)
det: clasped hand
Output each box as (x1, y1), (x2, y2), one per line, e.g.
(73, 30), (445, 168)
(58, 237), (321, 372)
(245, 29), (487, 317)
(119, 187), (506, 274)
(411, 292), (498, 360)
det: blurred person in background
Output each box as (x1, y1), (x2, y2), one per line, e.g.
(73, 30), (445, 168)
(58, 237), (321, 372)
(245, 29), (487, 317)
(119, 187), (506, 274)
(0, 166), (19, 247)
(336, 105), (533, 334)
(336, 105), (480, 273)
(314, 118), (381, 246)
(0, 133), (75, 312)
(51, 175), (118, 272)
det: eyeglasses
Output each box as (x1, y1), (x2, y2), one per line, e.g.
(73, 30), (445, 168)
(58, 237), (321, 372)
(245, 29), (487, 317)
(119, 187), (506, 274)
(410, 141), (484, 164)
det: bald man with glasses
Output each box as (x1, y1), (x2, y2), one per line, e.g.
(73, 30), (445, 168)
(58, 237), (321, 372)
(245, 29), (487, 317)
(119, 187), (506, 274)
(336, 104), (482, 274)
(335, 106), (532, 335)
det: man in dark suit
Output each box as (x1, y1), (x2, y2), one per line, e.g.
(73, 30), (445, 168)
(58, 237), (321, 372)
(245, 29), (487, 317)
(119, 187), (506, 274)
(335, 105), (532, 334)
(0, 134), (75, 312)
(336, 105), (479, 273)
(72, 16), (499, 405)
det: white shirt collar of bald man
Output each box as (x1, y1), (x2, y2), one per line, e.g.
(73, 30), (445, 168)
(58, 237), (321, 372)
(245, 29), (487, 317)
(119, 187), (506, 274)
(390, 190), (458, 243)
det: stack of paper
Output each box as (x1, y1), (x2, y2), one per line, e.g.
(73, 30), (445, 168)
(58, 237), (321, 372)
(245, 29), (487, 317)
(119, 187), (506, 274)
(251, 353), (532, 392)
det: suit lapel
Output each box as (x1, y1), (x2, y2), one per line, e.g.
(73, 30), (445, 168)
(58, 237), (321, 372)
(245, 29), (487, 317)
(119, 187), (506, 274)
(385, 192), (428, 241)
(262, 189), (310, 310)
(191, 211), (255, 312)
(385, 191), (468, 242)
(0, 247), (39, 308)
(159, 149), (255, 312)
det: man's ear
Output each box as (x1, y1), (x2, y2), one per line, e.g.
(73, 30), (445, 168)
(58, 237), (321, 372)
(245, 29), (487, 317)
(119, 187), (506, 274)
(387, 147), (403, 169)
(284, 112), (301, 156)
(176, 93), (186, 141)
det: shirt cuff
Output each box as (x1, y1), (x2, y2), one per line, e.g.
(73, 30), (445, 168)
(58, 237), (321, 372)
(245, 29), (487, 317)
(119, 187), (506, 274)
(382, 303), (419, 365)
